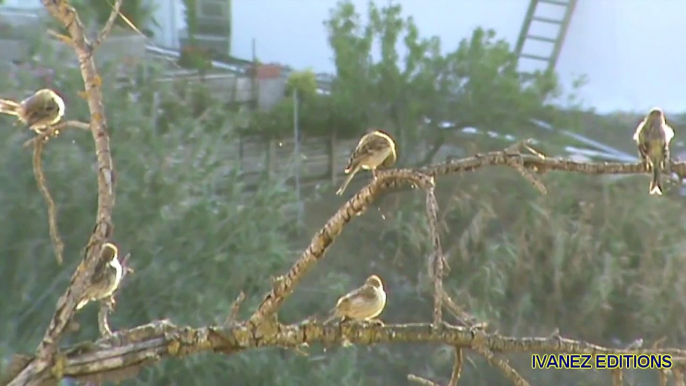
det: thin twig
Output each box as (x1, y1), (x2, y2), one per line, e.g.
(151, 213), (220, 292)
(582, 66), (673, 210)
(47, 29), (75, 48)
(224, 291), (246, 326)
(97, 297), (114, 337)
(471, 345), (529, 386)
(674, 366), (685, 386)
(612, 369), (622, 386)
(32, 139), (64, 265)
(23, 120), (90, 148)
(93, 0), (123, 49)
(448, 348), (464, 386)
(407, 374), (440, 386)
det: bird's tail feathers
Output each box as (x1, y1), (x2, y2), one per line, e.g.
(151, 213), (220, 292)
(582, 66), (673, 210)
(0, 99), (20, 116)
(650, 163), (663, 195)
(336, 169), (358, 196)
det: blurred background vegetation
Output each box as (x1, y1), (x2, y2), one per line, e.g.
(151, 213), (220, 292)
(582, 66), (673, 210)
(1, 1), (685, 385)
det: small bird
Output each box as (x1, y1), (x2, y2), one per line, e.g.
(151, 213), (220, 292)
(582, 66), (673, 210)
(324, 275), (387, 323)
(0, 89), (65, 133)
(633, 107), (675, 195)
(336, 130), (397, 196)
(76, 242), (123, 310)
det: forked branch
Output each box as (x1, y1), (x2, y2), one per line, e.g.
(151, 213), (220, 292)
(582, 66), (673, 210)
(8, 1), (117, 385)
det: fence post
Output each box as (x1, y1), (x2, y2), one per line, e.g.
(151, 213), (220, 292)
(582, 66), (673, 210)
(238, 132), (244, 172)
(266, 136), (276, 179)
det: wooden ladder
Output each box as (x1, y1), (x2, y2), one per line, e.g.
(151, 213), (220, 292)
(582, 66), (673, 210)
(514, 0), (578, 72)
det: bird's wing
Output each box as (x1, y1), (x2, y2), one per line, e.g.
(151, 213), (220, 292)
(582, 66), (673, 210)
(349, 284), (378, 302)
(91, 244), (118, 283)
(22, 97), (60, 126)
(345, 132), (394, 172)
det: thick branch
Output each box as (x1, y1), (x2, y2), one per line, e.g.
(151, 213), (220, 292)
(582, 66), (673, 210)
(422, 150), (668, 177)
(12, 320), (686, 384)
(424, 182), (445, 327)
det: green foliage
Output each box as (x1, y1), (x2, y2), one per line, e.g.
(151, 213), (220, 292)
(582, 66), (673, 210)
(285, 69), (318, 100)
(177, 45), (214, 72)
(70, 0), (158, 35)
(317, 1), (570, 164)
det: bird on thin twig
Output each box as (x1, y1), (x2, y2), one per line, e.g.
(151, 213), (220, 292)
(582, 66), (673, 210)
(336, 129), (397, 196)
(633, 107), (675, 195)
(76, 242), (124, 311)
(324, 275), (387, 324)
(0, 89), (65, 134)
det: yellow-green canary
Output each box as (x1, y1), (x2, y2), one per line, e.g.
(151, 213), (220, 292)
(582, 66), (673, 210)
(0, 89), (65, 134)
(76, 243), (123, 310)
(633, 107), (675, 195)
(336, 130), (397, 196)
(325, 275), (387, 323)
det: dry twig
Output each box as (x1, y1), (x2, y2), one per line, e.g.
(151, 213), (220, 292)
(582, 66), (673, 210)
(93, 0), (123, 49)
(31, 139), (64, 265)
(22, 120), (90, 148)
(612, 368), (623, 386)
(448, 348), (464, 386)
(408, 374), (440, 386)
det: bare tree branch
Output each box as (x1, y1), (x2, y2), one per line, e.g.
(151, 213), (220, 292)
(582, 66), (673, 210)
(8, 320), (686, 384)
(675, 366), (685, 386)
(424, 181), (446, 327)
(448, 348), (463, 386)
(421, 148), (669, 178)
(97, 298), (114, 337)
(22, 120), (90, 148)
(224, 292), (246, 326)
(31, 140), (63, 265)
(408, 374), (440, 386)
(8, 1), (117, 384)
(612, 369), (622, 386)
(248, 170), (434, 327)
(93, 0), (123, 49)
(471, 329), (530, 386)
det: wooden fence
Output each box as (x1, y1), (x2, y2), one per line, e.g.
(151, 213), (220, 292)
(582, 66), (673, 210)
(231, 132), (358, 188)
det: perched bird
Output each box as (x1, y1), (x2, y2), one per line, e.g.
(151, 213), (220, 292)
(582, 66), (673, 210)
(76, 242), (123, 310)
(633, 107), (675, 195)
(336, 130), (397, 196)
(324, 275), (387, 323)
(0, 89), (65, 133)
